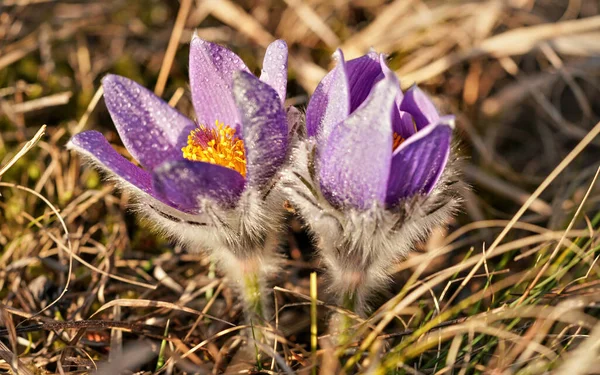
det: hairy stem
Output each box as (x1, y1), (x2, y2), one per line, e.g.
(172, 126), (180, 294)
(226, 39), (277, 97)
(233, 260), (271, 350)
(241, 270), (265, 322)
(336, 291), (358, 346)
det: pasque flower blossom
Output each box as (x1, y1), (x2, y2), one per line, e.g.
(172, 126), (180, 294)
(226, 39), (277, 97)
(283, 50), (462, 322)
(68, 35), (290, 324)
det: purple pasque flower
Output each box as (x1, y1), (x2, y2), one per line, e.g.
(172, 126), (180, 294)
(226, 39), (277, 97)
(306, 49), (454, 209)
(283, 50), (462, 315)
(68, 36), (290, 321)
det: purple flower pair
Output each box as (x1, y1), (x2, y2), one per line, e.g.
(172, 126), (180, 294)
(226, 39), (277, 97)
(68, 36), (461, 326)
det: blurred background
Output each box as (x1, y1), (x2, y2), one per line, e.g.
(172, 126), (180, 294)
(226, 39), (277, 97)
(1, 0), (600, 373)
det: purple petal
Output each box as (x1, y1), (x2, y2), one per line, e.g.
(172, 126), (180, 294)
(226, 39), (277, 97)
(189, 35), (250, 130)
(385, 117), (454, 206)
(318, 77), (399, 210)
(305, 49), (350, 139)
(400, 86), (440, 130)
(346, 51), (384, 112)
(380, 55), (415, 139)
(259, 40), (288, 103)
(152, 160), (245, 210)
(68, 130), (160, 200)
(233, 71), (288, 189)
(102, 75), (195, 170)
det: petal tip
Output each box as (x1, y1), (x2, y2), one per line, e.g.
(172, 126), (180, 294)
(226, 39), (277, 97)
(399, 85), (440, 129)
(270, 39), (287, 50)
(443, 115), (456, 130)
(66, 135), (79, 149)
(101, 73), (119, 87)
(101, 74), (135, 95)
(190, 32), (206, 45)
(66, 137), (79, 150)
(332, 48), (345, 62)
(366, 49), (380, 60)
(67, 130), (101, 149)
(189, 35), (219, 54)
(405, 84), (418, 94)
(380, 55), (398, 84)
(65, 138), (78, 151)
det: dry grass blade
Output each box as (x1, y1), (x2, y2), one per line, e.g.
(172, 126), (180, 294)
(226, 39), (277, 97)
(0, 125), (46, 180)
(402, 15), (600, 84)
(463, 164), (552, 216)
(0, 19), (96, 71)
(555, 322), (600, 375)
(347, 225), (597, 369)
(0, 182), (74, 319)
(0, 306), (20, 373)
(283, 0), (340, 48)
(10, 92), (72, 114)
(0, 341), (34, 375)
(10, 201), (158, 290)
(154, 0), (193, 97)
(207, 0), (273, 47)
(341, 0), (417, 58)
(91, 298), (234, 326)
(517, 166), (600, 304)
(480, 120), (600, 272)
(73, 86), (103, 134)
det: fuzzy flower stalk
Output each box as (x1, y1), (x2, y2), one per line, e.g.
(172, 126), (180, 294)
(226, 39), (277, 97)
(282, 50), (462, 338)
(68, 36), (290, 330)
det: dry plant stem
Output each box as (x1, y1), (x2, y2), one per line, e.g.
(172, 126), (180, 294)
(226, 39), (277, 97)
(154, 0), (193, 96)
(0, 124), (46, 179)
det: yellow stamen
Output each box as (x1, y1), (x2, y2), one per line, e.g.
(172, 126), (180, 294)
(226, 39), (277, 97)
(393, 133), (405, 151)
(182, 120), (247, 177)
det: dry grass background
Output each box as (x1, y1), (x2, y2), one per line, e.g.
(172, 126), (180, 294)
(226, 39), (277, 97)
(1, 0), (600, 373)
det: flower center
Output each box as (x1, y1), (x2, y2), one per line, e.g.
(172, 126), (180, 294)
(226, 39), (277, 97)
(181, 121), (247, 177)
(393, 133), (405, 151)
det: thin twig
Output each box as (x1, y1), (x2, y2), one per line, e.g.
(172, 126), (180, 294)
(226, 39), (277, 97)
(154, 0), (193, 97)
